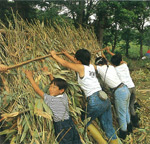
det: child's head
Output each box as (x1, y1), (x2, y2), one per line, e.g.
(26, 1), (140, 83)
(95, 57), (107, 65)
(75, 49), (91, 65)
(111, 54), (122, 66)
(49, 78), (68, 96)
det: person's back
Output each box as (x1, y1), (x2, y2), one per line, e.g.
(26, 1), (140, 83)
(111, 55), (139, 128)
(77, 64), (101, 97)
(114, 63), (135, 89)
(96, 64), (121, 89)
(106, 47), (139, 130)
(95, 56), (131, 140)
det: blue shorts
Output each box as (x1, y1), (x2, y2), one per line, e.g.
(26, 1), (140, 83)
(54, 117), (82, 144)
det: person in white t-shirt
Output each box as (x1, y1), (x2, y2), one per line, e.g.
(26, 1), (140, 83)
(95, 56), (131, 140)
(50, 49), (118, 144)
(106, 47), (139, 128)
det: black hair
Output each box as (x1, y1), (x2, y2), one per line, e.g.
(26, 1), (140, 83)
(111, 54), (122, 66)
(95, 57), (108, 65)
(50, 78), (68, 91)
(75, 49), (91, 66)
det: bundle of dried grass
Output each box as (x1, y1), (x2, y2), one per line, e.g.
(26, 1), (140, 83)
(0, 15), (102, 144)
(0, 15), (149, 144)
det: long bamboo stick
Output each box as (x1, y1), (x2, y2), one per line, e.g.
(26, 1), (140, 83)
(7, 52), (62, 70)
(7, 48), (107, 70)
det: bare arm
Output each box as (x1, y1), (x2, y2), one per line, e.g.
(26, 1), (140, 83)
(101, 52), (107, 59)
(42, 67), (54, 81)
(62, 51), (78, 63)
(106, 47), (115, 56)
(51, 51), (84, 77)
(93, 64), (97, 71)
(25, 70), (44, 99)
(49, 74), (54, 81)
(121, 61), (127, 64)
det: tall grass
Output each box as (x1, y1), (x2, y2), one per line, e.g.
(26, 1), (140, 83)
(0, 15), (149, 144)
(0, 15), (102, 144)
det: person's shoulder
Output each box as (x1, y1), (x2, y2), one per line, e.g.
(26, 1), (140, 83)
(63, 93), (68, 98)
(62, 93), (69, 101)
(121, 62), (128, 68)
(121, 61), (127, 65)
(44, 93), (49, 96)
(109, 65), (115, 69)
(89, 64), (97, 69)
(95, 64), (100, 69)
(44, 93), (51, 100)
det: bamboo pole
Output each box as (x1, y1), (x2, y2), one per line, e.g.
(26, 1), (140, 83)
(7, 52), (62, 70)
(6, 48), (107, 70)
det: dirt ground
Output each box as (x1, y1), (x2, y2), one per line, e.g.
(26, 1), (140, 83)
(126, 69), (150, 144)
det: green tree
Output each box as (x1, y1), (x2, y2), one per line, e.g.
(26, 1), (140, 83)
(0, 1), (14, 26)
(143, 26), (150, 48)
(128, 2), (150, 57)
(12, 1), (37, 22)
(52, 0), (96, 27)
(121, 28), (135, 57)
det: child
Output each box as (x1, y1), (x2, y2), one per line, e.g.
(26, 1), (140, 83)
(0, 64), (8, 72)
(25, 70), (82, 144)
(106, 47), (139, 128)
(50, 49), (118, 144)
(95, 56), (131, 140)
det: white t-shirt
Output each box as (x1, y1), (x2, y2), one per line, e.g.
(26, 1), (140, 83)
(97, 65), (121, 89)
(115, 63), (135, 88)
(77, 64), (102, 97)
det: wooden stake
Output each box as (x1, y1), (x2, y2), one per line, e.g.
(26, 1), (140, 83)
(7, 52), (62, 70)
(6, 47), (108, 70)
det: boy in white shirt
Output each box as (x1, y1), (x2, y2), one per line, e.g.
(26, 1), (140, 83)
(95, 56), (131, 140)
(106, 48), (139, 128)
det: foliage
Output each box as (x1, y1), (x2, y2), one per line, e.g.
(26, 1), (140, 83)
(0, 6), (150, 144)
(1, 1), (150, 58)
(0, 16), (101, 144)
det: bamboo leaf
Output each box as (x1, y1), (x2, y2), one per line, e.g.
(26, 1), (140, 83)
(20, 123), (29, 143)
(0, 129), (16, 135)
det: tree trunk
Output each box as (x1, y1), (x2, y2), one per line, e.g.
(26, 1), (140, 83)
(112, 23), (119, 52)
(125, 39), (130, 57)
(76, 1), (85, 25)
(139, 30), (143, 58)
(140, 38), (143, 58)
(97, 21), (104, 49)
(112, 31), (117, 52)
